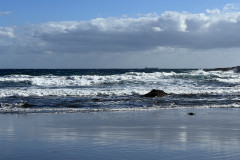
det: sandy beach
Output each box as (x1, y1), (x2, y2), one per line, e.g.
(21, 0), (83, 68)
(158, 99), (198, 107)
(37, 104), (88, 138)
(1, 108), (240, 160)
(2, 0), (240, 159)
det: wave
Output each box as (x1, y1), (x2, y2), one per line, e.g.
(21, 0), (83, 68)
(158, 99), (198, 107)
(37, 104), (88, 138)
(0, 88), (144, 97)
(0, 70), (240, 98)
(1, 103), (240, 114)
(1, 69), (240, 114)
(0, 70), (239, 87)
(0, 72), (177, 87)
(0, 84), (240, 98)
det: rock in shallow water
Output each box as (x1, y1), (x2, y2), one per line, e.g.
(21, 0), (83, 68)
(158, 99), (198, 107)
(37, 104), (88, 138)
(142, 89), (168, 97)
(92, 98), (101, 102)
(188, 112), (196, 116)
(20, 102), (35, 108)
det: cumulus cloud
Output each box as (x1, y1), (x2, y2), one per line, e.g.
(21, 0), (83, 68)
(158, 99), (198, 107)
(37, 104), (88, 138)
(2, 4), (240, 56)
(0, 27), (14, 38)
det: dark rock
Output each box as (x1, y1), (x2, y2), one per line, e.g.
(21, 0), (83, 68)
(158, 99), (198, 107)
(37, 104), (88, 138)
(142, 89), (168, 97)
(204, 66), (240, 73)
(188, 112), (196, 116)
(93, 98), (101, 102)
(20, 102), (35, 108)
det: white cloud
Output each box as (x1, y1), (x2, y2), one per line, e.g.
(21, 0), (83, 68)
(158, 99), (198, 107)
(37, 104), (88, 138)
(1, 4), (240, 68)
(0, 27), (14, 38)
(223, 3), (240, 12)
(206, 9), (221, 14)
(22, 6), (240, 55)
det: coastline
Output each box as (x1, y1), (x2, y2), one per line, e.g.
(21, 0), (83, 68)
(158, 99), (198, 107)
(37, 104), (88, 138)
(1, 108), (240, 160)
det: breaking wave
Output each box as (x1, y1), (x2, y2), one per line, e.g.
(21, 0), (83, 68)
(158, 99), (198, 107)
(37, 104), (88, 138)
(0, 69), (239, 97)
(1, 69), (240, 113)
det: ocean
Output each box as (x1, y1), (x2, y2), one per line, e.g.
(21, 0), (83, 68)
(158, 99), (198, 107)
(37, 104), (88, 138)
(1, 68), (240, 160)
(0, 68), (240, 114)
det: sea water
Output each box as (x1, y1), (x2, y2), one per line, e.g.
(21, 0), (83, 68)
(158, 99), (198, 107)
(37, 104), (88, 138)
(1, 69), (240, 160)
(0, 68), (240, 113)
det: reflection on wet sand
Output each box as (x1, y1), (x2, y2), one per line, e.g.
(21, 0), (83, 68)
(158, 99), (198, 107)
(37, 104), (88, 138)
(1, 109), (240, 160)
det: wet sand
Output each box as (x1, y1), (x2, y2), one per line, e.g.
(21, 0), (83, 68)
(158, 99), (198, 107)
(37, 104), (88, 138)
(1, 108), (240, 160)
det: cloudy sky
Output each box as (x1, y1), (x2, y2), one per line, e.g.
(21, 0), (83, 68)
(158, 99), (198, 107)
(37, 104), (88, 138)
(1, 0), (240, 68)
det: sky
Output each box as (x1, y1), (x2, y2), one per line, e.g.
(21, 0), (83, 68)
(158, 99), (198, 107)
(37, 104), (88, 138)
(1, 0), (240, 68)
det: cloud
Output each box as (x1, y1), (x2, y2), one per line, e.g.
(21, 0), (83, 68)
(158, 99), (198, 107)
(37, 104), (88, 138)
(0, 27), (14, 38)
(2, 4), (240, 57)
(223, 3), (240, 12)
(0, 11), (11, 16)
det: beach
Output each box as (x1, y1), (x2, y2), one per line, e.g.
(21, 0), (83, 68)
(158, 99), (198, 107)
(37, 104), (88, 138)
(1, 108), (240, 160)
(2, 0), (240, 159)
(1, 69), (240, 159)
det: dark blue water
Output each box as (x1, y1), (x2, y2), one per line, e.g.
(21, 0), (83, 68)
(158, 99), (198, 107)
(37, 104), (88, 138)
(0, 69), (240, 113)
(0, 68), (188, 76)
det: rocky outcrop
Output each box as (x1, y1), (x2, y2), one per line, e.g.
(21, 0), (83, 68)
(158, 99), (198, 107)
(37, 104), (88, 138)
(142, 89), (168, 97)
(204, 66), (240, 73)
(188, 112), (196, 116)
(20, 102), (35, 108)
(92, 98), (101, 102)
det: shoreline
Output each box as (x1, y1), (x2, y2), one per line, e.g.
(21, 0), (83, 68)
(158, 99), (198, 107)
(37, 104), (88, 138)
(1, 105), (240, 114)
(1, 108), (240, 159)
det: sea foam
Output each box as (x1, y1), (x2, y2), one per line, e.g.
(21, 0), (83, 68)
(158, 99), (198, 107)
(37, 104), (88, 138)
(0, 70), (240, 98)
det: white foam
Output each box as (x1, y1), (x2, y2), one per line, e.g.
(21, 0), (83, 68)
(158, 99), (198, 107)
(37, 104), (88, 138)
(1, 70), (240, 98)
(0, 87), (149, 97)
(0, 72), (179, 87)
(0, 83), (240, 98)
(1, 103), (240, 114)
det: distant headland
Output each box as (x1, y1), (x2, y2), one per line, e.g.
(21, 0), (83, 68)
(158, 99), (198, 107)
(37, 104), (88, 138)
(204, 66), (240, 73)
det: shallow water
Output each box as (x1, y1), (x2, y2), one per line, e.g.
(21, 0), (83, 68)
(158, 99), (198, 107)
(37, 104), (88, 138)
(1, 109), (240, 160)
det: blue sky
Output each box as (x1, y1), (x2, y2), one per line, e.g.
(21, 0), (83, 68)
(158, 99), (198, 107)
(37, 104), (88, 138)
(1, 0), (240, 68)
(1, 0), (238, 25)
